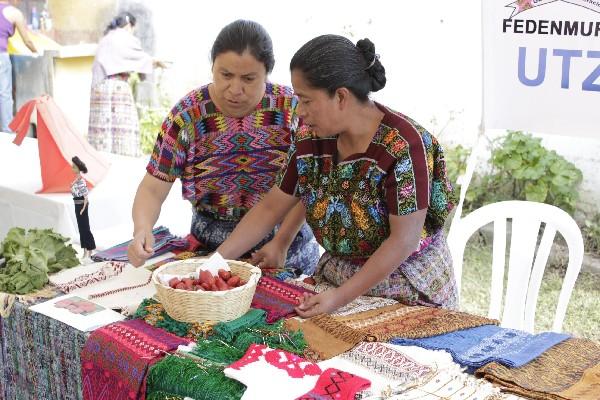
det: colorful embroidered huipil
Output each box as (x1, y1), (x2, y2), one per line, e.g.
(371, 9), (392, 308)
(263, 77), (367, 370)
(147, 83), (319, 275)
(277, 103), (457, 306)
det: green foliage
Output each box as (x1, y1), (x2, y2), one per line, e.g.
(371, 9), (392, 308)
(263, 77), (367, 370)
(444, 144), (470, 188)
(465, 131), (582, 214)
(583, 213), (600, 254)
(129, 72), (172, 155)
(139, 105), (168, 155)
(0, 228), (79, 294)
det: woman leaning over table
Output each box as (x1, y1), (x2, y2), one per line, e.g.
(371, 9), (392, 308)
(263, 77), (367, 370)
(128, 20), (320, 278)
(217, 34), (458, 317)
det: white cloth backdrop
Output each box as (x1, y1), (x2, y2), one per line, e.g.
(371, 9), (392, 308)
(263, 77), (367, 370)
(482, 0), (600, 137)
(0, 133), (191, 249)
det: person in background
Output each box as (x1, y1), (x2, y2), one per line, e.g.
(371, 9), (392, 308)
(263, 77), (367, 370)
(128, 20), (320, 279)
(71, 156), (96, 260)
(0, 0), (37, 133)
(88, 11), (164, 157)
(217, 34), (458, 317)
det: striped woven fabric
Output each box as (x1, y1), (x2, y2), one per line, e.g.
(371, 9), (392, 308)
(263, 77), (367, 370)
(476, 337), (600, 400)
(250, 276), (316, 323)
(91, 226), (187, 262)
(333, 303), (497, 342)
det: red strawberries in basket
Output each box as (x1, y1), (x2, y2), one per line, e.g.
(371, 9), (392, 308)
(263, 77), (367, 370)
(167, 269), (246, 291)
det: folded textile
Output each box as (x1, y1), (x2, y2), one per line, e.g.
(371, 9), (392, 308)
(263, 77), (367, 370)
(327, 344), (510, 400)
(391, 324), (570, 369)
(224, 343), (371, 400)
(339, 342), (434, 385)
(475, 337), (600, 400)
(286, 314), (366, 361)
(50, 261), (125, 293)
(213, 308), (267, 342)
(189, 316), (306, 365)
(297, 368), (371, 400)
(368, 368), (508, 400)
(146, 355), (246, 400)
(80, 319), (191, 400)
(251, 276), (316, 323)
(91, 226), (187, 262)
(333, 303), (497, 341)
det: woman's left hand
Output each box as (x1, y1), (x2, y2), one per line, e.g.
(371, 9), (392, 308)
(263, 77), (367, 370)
(295, 289), (342, 318)
(80, 198), (88, 215)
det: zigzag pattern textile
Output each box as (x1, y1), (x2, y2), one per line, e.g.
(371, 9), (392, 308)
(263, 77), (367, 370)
(80, 319), (190, 400)
(251, 276), (316, 323)
(91, 226), (187, 262)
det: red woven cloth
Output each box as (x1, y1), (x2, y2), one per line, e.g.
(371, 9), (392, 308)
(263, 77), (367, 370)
(80, 319), (190, 400)
(250, 276), (316, 323)
(296, 368), (371, 400)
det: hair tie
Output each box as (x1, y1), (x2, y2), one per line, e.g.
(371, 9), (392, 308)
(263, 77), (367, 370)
(364, 54), (379, 70)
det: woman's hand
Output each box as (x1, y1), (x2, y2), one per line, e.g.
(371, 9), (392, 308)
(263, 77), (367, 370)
(250, 239), (288, 269)
(80, 198), (88, 215)
(127, 229), (155, 267)
(295, 289), (343, 318)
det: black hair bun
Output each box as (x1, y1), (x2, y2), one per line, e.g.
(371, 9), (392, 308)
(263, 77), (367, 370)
(356, 38), (386, 92)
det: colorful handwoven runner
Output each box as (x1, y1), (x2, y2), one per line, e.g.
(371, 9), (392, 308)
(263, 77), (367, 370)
(91, 226), (188, 262)
(391, 324), (570, 369)
(146, 355), (246, 400)
(475, 337), (600, 400)
(80, 319), (190, 400)
(251, 276), (316, 323)
(332, 303), (498, 341)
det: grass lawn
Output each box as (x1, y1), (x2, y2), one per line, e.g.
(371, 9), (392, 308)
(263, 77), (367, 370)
(459, 235), (600, 341)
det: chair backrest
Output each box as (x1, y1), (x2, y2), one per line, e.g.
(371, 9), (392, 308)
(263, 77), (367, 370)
(447, 200), (584, 333)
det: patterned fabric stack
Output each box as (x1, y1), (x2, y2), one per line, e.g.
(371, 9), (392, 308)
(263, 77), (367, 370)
(331, 303), (498, 341)
(251, 276), (316, 323)
(0, 298), (88, 399)
(326, 343), (514, 400)
(80, 319), (190, 400)
(391, 325), (570, 370)
(91, 226), (187, 262)
(476, 337), (600, 400)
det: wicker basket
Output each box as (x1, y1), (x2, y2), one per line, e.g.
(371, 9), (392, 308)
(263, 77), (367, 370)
(152, 258), (261, 323)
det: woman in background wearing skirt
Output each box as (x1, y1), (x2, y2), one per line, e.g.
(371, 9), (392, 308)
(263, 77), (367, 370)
(71, 156), (96, 260)
(88, 12), (164, 157)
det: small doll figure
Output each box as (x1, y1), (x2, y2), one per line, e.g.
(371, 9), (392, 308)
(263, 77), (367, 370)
(71, 156), (96, 259)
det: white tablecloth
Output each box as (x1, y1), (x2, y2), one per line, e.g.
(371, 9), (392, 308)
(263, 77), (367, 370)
(0, 133), (191, 249)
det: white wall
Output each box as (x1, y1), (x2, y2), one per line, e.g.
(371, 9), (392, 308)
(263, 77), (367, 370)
(140, 0), (600, 207)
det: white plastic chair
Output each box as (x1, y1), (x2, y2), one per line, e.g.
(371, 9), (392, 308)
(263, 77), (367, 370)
(447, 200), (584, 333)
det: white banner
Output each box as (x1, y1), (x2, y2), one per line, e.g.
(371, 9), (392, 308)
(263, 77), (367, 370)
(483, 0), (600, 137)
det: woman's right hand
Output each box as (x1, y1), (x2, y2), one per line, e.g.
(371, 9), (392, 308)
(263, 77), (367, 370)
(127, 229), (155, 267)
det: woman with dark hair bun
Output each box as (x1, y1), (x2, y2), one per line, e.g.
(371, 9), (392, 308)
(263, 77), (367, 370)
(217, 34), (458, 317)
(88, 11), (165, 157)
(129, 20), (320, 278)
(71, 156), (96, 260)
